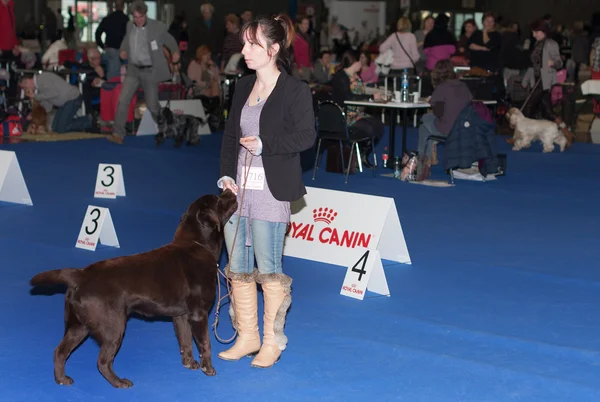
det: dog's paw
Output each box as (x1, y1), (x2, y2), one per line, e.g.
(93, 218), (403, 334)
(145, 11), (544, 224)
(56, 376), (74, 386)
(183, 359), (201, 370)
(201, 365), (216, 376)
(113, 378), (134, 388)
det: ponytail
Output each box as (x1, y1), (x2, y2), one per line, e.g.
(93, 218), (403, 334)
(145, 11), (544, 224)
(240, 13), (297, 72)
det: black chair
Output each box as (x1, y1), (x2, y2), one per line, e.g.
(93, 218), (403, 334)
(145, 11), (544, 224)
(312, 100), (376, 184)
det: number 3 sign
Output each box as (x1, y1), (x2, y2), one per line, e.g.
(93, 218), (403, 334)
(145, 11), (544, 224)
(94, 164), (126, 199)
(75, 205), (120, 251)
(340, 249), (390, 300)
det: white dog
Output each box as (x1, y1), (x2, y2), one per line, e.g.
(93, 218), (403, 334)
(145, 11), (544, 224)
(506, 108), (567, 153)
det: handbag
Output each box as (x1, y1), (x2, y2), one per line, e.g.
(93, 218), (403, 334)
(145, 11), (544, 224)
(395, 33), (417, 75)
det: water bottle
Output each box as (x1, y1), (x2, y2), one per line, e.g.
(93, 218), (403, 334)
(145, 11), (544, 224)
(401, 68), (409, 102)
(393, 156), (401, 178)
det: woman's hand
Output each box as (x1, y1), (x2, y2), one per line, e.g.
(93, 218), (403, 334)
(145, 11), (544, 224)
(547, 60), (554, 68)
(120, 50), (127, 60)
(221, 179), (238, 195)
(240, 136), (261, 155)
(373, 92), (382, 100)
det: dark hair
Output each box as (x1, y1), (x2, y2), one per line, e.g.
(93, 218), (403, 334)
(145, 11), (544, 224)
(482, 12), (495, 24)
(431, 59), (456, 87)
(461, 18), (477, 36)
(319, 49), (331, 58)
(338, 50), (359, 71)
(530, 19), (551, 36)
(360, 51), (371, 66)
(240, 13), (295, 71)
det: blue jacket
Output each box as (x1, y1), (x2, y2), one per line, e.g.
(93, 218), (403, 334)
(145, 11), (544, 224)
(443, 103), (499, 177)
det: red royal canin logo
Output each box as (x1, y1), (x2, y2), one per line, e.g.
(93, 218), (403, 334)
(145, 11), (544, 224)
(313, 207), (337, 224)
(288, 207), (372, 249)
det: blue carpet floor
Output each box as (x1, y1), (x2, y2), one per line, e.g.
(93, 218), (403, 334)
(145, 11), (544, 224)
(1, 128), (599, 402)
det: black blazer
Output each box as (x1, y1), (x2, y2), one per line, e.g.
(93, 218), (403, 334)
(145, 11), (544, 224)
(220, 72), (316, 202)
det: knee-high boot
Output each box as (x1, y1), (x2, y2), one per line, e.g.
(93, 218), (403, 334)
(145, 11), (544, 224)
(217, 269), (261, 361)
(251, 273), (292, 369)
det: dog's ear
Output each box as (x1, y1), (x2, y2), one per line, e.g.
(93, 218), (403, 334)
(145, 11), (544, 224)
(195, 209), (221, 232)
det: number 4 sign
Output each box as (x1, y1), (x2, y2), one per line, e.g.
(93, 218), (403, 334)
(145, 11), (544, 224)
(340, 249), (390, 300)
(94, 163), (126, 199)
(75, 205), (120, 251)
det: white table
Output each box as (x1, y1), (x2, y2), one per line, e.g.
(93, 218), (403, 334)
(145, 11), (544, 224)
(344, 99), (497, 164)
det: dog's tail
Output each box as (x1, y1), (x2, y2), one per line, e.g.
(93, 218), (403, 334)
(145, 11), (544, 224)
(30, 268), (84, 288)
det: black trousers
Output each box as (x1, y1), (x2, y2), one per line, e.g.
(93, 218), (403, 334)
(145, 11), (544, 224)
(349, 116), (384, 156)
(523, 85), (555, 121)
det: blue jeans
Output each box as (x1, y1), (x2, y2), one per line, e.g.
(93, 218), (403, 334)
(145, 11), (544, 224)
(52, 96), (92, 133)
(103, 48), (122, 81)
(418, 112), (445, 159)
(224, 215), (287, 275)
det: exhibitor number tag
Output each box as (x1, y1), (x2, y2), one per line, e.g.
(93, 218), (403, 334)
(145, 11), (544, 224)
(242, 166), (265, 190)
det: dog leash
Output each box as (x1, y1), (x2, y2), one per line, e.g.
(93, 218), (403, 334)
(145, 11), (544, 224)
(212, 150), (254, 343)
(519, 77), (541, 112)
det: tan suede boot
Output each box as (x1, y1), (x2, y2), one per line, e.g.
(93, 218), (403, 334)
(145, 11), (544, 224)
(217, 270), (261, 361)
(251, 273), (292, 369)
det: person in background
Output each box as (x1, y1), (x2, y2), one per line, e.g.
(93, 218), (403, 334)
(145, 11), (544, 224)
(19, 72), (93, 133)
(187, 45), (221, 98)
(42, 29), (77, 69)
(521, 19), (574, 144)
(221, 13), (243, 72)
(240, 9), (253, 25)
(217, 13), (315, 369)
(95, 0), (128, 80)
(312, 49), (332, 84)
(292, 15), (313, 81)
(423, 14), (457, 71)
(417, 60), (472, 171)
(191, 3), (223, 65)
(81, 47), (106, 115)
(107, 0), (180, 145)
(457, 19), (477, 59)
(332, 50), (384, 168)
(359, 50), (378, 85)
(570, 21), (590, 82)
(414, 15), (434, 72)
(378, 16), (420, 74)
(168, 15), (190, 56)
(468, 13), (502, 72)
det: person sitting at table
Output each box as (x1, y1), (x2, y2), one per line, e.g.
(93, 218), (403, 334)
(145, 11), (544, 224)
(19, 71), (93, 133)
(312, 49), (332, 84)
(417, 59), (472, 169)
(332, 50), (384, 168)
(359, 51), (378, 85)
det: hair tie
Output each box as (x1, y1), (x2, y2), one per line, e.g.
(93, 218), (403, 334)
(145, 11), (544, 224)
(274, 16), (280, 22)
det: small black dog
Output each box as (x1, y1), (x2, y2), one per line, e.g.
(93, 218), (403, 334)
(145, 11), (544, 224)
(156, 106), (205, 147)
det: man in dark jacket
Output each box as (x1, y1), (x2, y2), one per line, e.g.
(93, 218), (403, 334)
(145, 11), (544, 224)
(95, 0), (129, 80)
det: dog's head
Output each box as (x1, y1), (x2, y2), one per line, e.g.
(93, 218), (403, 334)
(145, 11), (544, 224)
(506, 107), (523, 128)
(174, 190), (238, 247)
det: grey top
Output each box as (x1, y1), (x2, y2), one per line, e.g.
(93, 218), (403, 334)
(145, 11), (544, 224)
(129, 25), (152, 66)
(234, 99), (291, 223)
(34, 72), (81, 112)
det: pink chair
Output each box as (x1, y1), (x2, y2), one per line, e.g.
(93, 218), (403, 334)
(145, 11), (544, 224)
(551, 69), (567, 104)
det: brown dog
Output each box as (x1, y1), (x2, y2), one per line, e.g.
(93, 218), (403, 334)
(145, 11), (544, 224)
(27, 99), (50, 135)
(30, 190), (238, 388)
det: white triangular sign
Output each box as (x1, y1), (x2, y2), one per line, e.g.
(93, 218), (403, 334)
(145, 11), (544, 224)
(340, 249), (390, 300)
(94, 163), (126, 199)
(376, 200), (411, 264)
(0, 150), (33, 205)
(75, 206), (120, 251)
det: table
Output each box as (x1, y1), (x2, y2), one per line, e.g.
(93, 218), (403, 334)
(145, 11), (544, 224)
(344, 99), (497, 167)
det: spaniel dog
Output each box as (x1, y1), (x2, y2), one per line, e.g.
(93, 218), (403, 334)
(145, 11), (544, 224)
(505, 108), (567, 153)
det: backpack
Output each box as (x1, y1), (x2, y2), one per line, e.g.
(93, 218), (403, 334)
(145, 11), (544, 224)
(1, 115), (23, 137)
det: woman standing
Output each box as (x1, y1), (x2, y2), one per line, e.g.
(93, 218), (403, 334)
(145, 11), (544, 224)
(217, 13), (316, 369)
(522, 19), (574, 144)
(378, 17), (420, 74)
(468, 13), (502, 72)
(292, 15), (313, 81)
